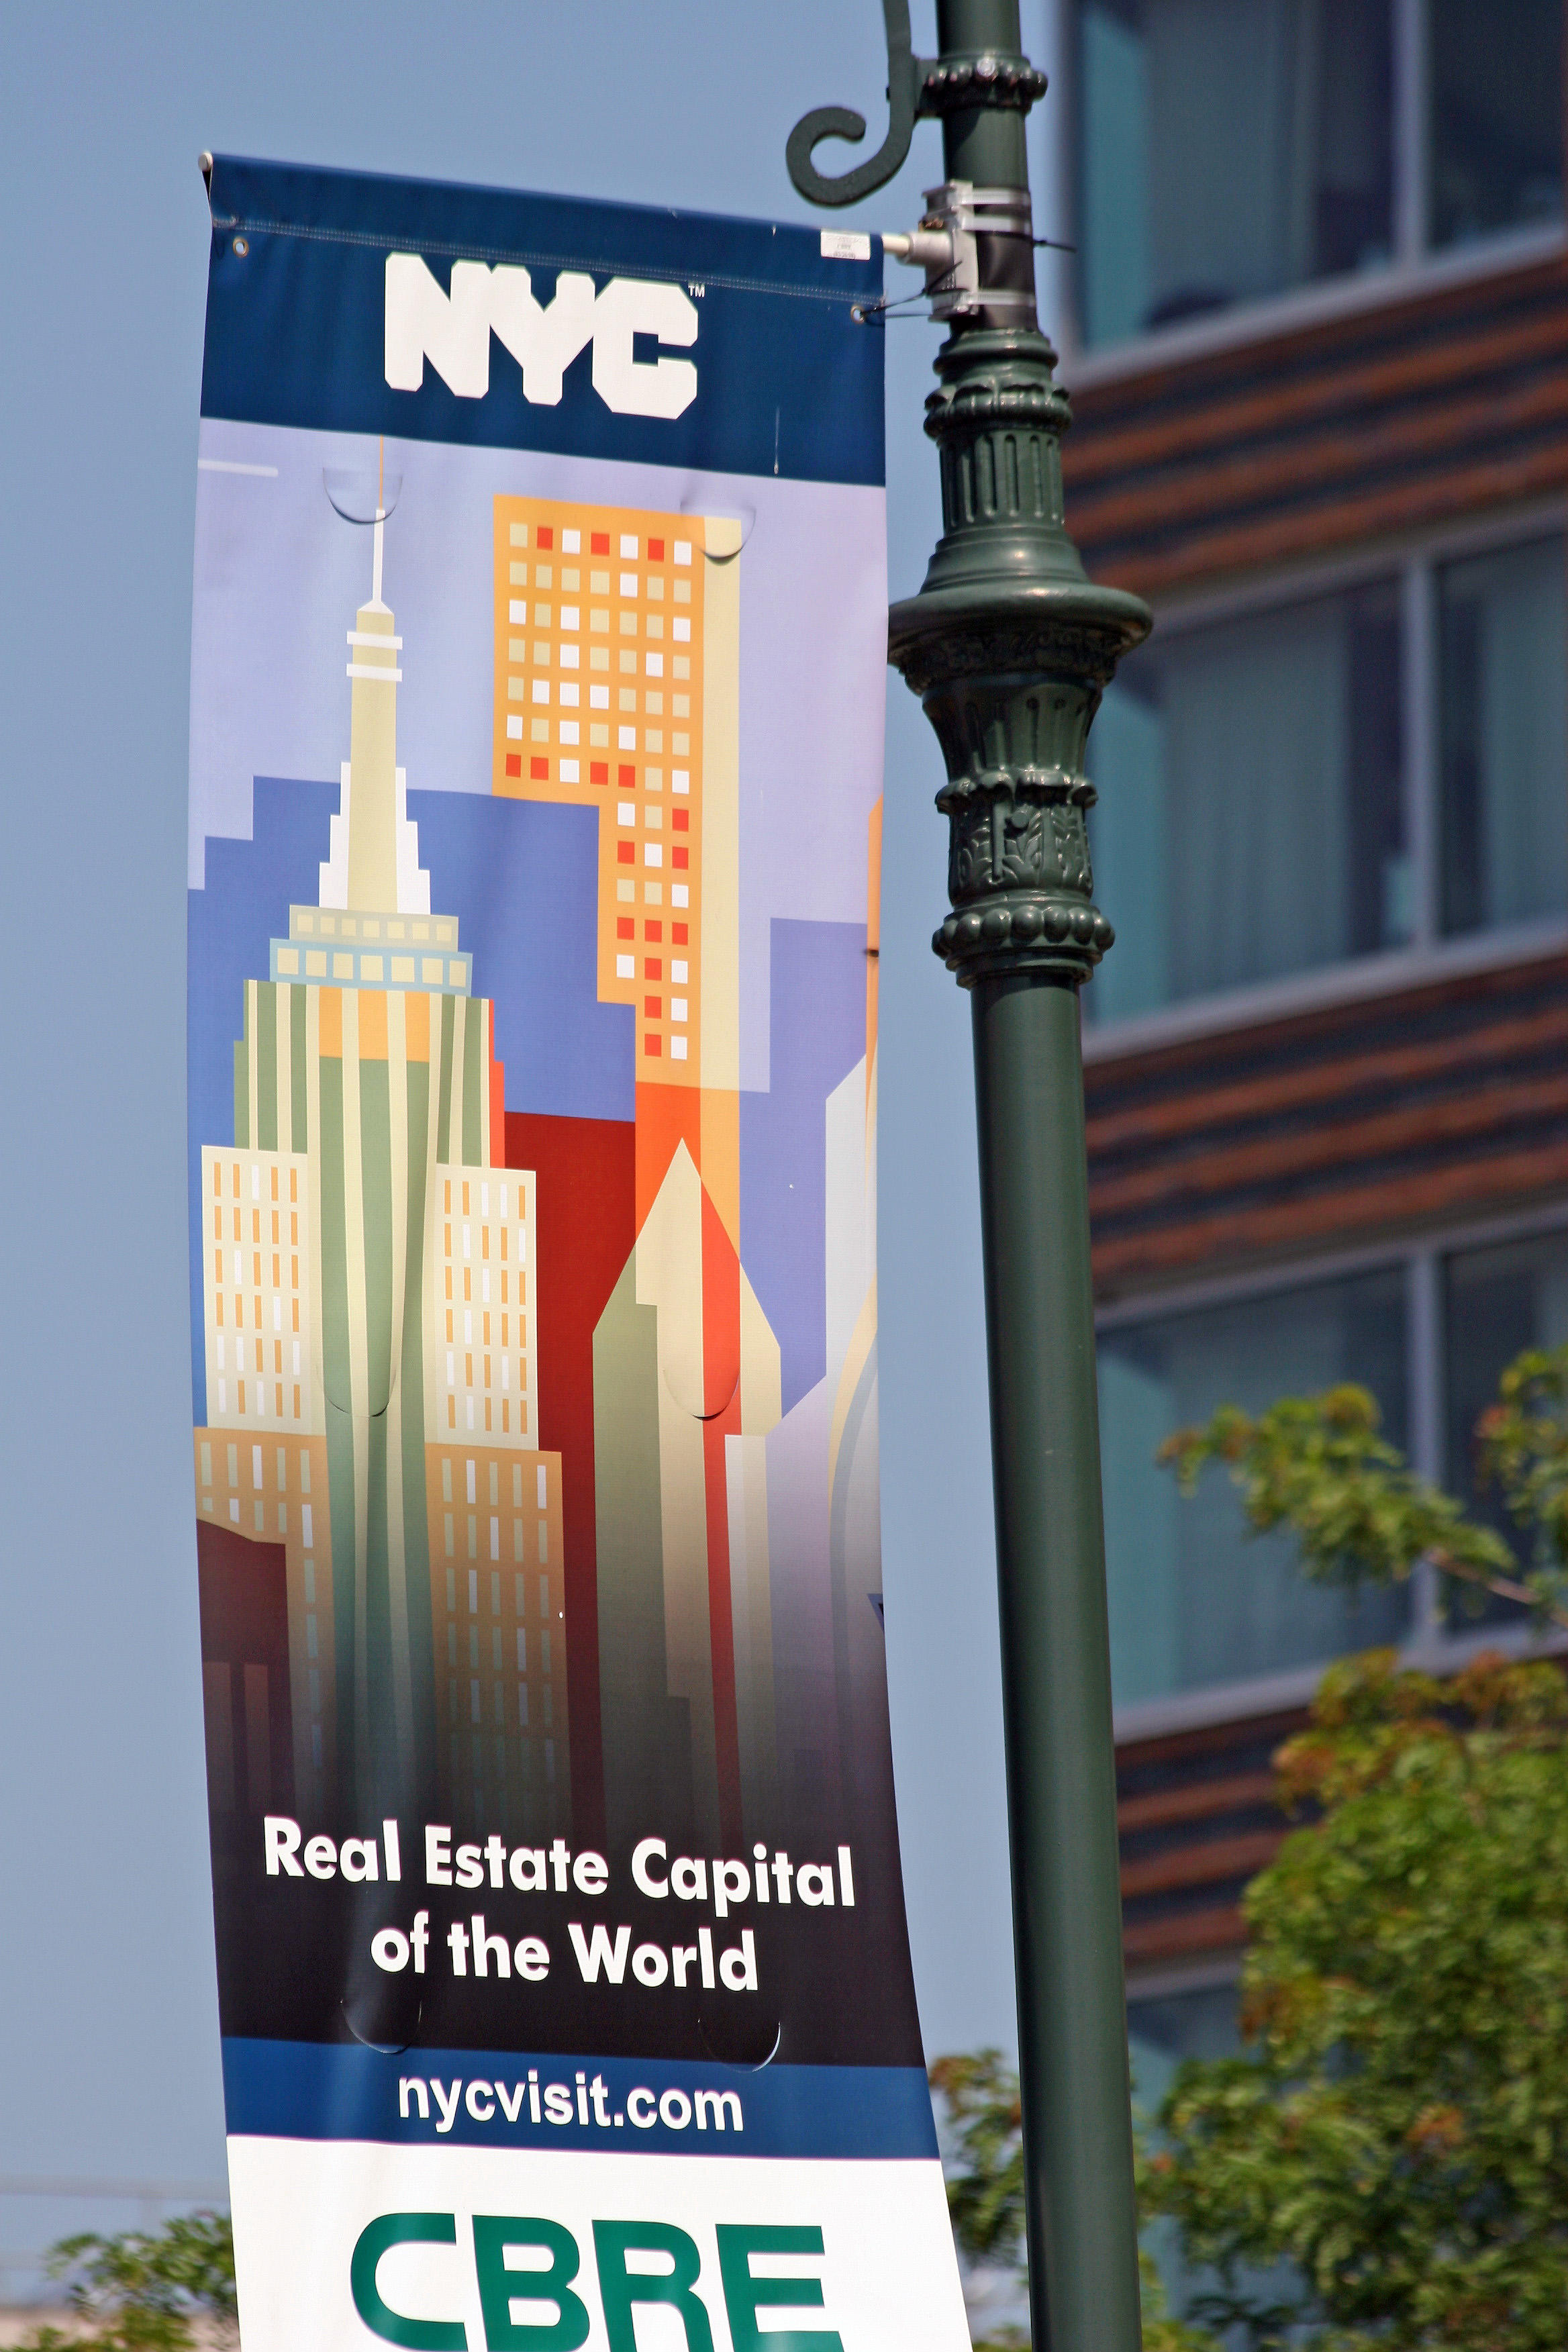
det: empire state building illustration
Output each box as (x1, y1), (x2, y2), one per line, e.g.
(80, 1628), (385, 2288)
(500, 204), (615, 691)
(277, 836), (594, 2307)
(192, 504), (569, 1837)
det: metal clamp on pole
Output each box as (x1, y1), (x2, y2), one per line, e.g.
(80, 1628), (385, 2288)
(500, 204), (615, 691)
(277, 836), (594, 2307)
(884, 182), (1037, 329)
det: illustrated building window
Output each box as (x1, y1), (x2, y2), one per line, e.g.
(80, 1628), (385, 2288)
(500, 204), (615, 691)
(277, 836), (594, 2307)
(1071, 0), (1562, 351)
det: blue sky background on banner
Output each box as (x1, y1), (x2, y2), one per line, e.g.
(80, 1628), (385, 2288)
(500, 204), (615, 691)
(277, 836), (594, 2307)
(0, 0), (1067, 2249)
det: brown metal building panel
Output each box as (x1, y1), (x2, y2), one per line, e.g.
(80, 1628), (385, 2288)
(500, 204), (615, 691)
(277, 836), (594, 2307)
(1116, 1710), (1304, 1972)
(1079, 253), (1568, 1973)
(1062, 251), (1568, 598)
(1087, 952), (1568, 1296)
(1096, 1140), (1568, 1293)
(1088, 999), (1568, 1155)
(1072, 364), (1568, 548)
(1067, 302), (1568, 492)
(1124, 1906), (1248, 1967)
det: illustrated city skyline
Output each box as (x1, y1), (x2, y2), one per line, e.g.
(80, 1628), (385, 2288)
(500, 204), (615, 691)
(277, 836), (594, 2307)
(189, 480), (894, 1885)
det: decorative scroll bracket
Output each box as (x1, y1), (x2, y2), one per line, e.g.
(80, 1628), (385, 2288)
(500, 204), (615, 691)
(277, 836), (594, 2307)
(785, 0), (1048, 209)
(785, 0), (924, 207)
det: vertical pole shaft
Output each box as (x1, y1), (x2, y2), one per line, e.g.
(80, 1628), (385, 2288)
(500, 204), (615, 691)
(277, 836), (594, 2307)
(935, 0), (1028, 182)
(889, 5), (1152, 2342)
(783, 0), (1153, 2330)
(971, 976), (1141, 2350)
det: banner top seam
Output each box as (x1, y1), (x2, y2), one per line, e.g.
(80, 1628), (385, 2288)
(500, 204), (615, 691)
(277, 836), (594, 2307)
(209, 212), (873, 309)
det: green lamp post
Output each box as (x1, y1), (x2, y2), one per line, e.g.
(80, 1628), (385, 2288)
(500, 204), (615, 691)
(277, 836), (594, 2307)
(789, 8), (1152, 2347)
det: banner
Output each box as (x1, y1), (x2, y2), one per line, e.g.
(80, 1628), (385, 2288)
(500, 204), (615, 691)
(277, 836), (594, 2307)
(186, 157), (966, 2351)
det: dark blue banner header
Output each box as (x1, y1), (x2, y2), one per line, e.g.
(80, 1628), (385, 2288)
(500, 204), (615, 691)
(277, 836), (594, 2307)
(200, 155), (884, 485)
(223, 2041), (936, 2161)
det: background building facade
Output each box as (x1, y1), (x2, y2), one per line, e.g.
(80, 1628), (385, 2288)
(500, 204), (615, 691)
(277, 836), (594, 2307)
(1052, 0), (1568, 2126)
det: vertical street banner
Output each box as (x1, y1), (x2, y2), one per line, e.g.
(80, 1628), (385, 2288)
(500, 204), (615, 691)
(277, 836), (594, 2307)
(186, 158), (967, 2351)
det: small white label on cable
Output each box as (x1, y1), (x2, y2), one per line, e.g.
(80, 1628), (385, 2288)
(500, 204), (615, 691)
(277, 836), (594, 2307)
(821, 230), (873, 261)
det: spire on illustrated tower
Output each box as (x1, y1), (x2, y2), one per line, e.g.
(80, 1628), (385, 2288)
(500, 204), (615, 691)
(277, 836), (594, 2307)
(313, 442), (432, 919)
(343, 445), (401, 912)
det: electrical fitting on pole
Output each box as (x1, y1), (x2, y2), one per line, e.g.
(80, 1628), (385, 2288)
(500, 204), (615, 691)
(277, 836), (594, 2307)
(882, 184), (1038, 326)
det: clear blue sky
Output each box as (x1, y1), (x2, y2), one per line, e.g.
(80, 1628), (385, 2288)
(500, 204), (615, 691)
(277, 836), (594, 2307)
(0, 0), (1067, 2223)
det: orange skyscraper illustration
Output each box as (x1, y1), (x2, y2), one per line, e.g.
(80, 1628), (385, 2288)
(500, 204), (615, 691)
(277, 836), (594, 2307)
(489, 497), (784, 1855)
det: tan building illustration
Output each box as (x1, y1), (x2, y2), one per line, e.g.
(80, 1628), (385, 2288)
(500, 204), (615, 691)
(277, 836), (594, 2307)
(195, 505), (567, 1837)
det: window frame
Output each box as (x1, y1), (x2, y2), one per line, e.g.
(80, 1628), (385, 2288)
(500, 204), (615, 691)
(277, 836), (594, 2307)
(1082, 500), (1568, 1056)
(1126, 1953), (1242, 2007)
(1058, 0), (1568, 374)
(1103, 1197), (1568, 1743)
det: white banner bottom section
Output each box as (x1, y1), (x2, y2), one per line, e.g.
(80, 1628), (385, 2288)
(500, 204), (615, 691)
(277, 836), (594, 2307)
(228, 2135), (970, 2352)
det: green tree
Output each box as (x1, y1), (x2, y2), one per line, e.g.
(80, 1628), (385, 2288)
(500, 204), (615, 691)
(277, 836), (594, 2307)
(932, 1345), (1568, 2347)
(1142, 1647), (1568, 2347)
(929, 2051), (1219, 2351)
(1157, 1347), (1568, 1635)
(1135, 1340), (1568, 2347)
(17, 2211), (236, 2352)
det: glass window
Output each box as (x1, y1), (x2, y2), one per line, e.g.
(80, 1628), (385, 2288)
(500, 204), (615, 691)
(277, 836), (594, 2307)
(1430, 0), (1563, 250)
(1075, 0), (1393, 346)
(1130, 1979), (1302, 2324)
(1099, 1267), (1411, 1706)
(1087, 580), (1404, 1020)
(1128, 1981), (1241, 2321)
(1128, 1978), (1240, 2114)
(1438, 534), (1568, 938)
(1442, 1224), (1568, 1623)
